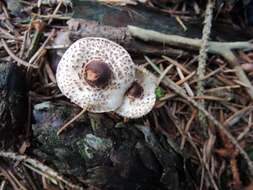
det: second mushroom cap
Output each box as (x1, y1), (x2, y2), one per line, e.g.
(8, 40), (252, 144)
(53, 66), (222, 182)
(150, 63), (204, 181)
(116, 66), (157, 118)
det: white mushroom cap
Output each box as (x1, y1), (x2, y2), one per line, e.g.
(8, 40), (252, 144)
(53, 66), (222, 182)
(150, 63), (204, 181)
(115, 66), (157, 118)
(56, 37), (135, 112)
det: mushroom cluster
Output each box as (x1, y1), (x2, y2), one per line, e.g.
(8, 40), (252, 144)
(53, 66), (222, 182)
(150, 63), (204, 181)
(56, 37), (156, 118)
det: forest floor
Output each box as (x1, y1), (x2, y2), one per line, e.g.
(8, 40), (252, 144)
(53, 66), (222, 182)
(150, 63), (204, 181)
(1, 0), (253, 190)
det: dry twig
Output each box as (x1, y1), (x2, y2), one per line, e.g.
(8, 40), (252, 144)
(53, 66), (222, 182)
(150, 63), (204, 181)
(48, 0), (64, 24)
(57, 107), (87, 136)
(197, 0), (214, 128)
(1, 39), (38, 69)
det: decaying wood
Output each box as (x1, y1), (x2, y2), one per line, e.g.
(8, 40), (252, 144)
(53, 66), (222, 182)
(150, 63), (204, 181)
(0, 63), (27, 150)
(67, 19), (187, 57)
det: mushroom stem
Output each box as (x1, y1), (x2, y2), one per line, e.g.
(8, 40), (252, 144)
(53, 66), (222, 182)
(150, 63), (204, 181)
(57, 107), (87, 136)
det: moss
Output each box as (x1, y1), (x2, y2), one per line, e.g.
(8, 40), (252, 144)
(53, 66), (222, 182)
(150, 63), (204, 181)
(35, 125), (62, 147)
(0, 64), (10, 89)
(76, 138), (93, 160)
(56, 105), (73, 119)
(75, 134), (113, 160)
(155, 87), (165, 98)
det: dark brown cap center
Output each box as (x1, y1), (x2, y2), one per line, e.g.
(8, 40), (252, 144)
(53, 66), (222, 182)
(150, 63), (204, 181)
(83, 59), (112, 89)
(126, 81), (144, 100)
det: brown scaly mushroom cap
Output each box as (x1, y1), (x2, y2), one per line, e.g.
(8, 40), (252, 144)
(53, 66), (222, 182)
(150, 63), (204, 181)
(56, 37), (135, 112)
(116, 66), (157, 118)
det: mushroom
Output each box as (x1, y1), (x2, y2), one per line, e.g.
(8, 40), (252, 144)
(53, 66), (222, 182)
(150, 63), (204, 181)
(56, 37), (135, 112)
(115, 66), (157, 118)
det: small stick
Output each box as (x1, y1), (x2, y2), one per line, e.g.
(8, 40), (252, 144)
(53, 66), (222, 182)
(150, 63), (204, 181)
(239, 110), (252, 141)
(193, 95), (228, 101)
(45, 63), (56, 83)
(180, 109), (197, 149)
(230, 159), (241, 189)
(19, 31), (29, 58)
(1, 3), (16, 33)
(22, 166), (38, 190)
(223, 106), (253, 127)
(176, 67), (194, 96)
(29, 29), (56, 65)
(0, 26), (16, 39)
(0, 166), (19, 190)
(7, 171), (28, 190)
(57, 107), (87, 136)
(157, 64), (174, 85)
(162, 55), (191, 74)
(197, 0), (214, 128)
(205, 85), (240, 93)
(237, 123), (252, 141)
(26, 20), (45, 60)
(31, 13), (71, 20)
(190, 65), (226, 84)
(37, 0), (42, 8)
(48, 0), (63, 24)
(1, 39), (38, 69)
(0, 180), (6, 190)
(176, 71), (195, 85)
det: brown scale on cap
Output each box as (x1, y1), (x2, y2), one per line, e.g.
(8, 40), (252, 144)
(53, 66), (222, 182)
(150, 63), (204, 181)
(83, 59), (112, 89)
(126, 81), (144, 100)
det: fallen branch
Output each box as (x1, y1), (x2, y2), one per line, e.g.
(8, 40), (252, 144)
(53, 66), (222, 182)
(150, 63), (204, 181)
(128, 25), (253, 100)
(67, 19), (187, 57)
